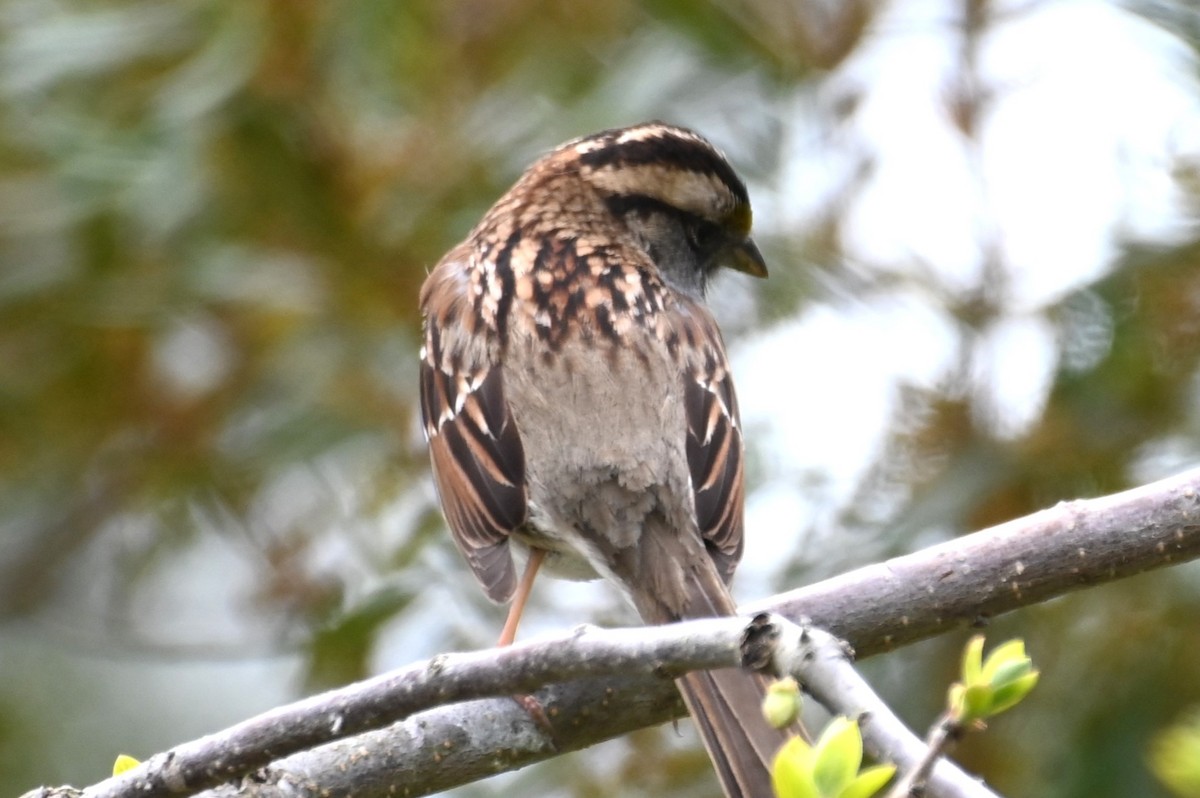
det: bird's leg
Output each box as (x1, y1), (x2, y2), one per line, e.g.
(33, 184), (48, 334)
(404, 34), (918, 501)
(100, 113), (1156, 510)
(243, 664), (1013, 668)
(496, 549), (555, 739)
(498, 548), (546, 646)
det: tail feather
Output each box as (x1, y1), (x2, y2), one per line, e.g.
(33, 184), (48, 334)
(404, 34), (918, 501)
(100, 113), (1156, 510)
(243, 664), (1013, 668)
(628, 546), (789, 797)
(677, 668), (784, 797)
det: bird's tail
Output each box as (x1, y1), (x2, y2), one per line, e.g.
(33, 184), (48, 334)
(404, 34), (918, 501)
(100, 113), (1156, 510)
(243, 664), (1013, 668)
(676, 665), (785, 797)
(631, 550), (789, 797)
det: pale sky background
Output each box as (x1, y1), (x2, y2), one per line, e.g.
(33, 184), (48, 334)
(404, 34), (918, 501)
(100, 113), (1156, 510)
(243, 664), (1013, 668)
(736, 0), (1200, 578)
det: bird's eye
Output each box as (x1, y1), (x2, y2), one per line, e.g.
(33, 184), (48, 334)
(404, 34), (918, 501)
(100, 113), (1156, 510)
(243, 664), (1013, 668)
(686, 221), (724, 255)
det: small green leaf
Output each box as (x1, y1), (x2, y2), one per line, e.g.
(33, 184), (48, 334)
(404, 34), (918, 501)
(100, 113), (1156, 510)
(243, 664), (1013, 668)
(813, 717), (863, 796)
(950, 636), (1038, 722)
(981, 639), (1027, 682)
(772, 736), (819, 798)
(112, 754), (140, 776)
(764, 678), (803, 729)
(948, 683), (967, 719)
(987, 657), (1033, 688)
(839, 764), (898, 798)
(989, 670), (1040, 715)
(961, 683), (994, 723)
(984, 657), (1032, 686)
(961, 634), (985, 684)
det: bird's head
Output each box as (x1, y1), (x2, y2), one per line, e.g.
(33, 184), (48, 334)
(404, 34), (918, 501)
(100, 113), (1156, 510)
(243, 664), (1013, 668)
(567, 122), (767, 297)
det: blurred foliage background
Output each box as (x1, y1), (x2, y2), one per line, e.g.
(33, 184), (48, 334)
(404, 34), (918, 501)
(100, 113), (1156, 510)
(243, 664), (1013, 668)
(3, 1), (1200, 796)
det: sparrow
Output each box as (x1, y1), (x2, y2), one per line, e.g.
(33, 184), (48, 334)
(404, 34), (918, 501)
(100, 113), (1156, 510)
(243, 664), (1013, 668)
(419, 122), (782, 796)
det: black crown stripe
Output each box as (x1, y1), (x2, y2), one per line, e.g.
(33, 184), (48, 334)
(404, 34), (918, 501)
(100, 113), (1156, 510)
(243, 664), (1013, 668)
(577, 131), (749, 205)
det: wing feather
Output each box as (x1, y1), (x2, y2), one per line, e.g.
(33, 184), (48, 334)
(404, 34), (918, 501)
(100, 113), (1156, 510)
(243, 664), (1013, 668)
(682, 329), (746, 584)
(420, 263), (527, 602)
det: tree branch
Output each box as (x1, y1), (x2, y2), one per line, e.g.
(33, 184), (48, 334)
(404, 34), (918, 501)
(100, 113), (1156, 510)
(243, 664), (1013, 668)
(111, 616), (999, 798)
(759, 465), (1200, 656)
(80, 621), (756, 798)
(27, 466), (1200, 798)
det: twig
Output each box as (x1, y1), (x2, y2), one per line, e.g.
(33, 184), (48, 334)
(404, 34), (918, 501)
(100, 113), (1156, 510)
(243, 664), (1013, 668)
(772, 620), (997, 798)
(884, 713), (961, 798)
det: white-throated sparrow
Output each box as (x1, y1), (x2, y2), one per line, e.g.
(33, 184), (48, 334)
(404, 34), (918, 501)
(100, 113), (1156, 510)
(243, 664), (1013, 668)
(420, 122), (779, 796)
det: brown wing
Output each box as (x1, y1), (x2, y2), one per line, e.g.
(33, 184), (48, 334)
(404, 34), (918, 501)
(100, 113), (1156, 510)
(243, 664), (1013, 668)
(682, 327), (746, 585)
(420, 263), (526, 603)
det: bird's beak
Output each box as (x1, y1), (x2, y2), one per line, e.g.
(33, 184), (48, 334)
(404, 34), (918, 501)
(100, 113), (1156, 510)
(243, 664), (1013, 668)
(728, 238), (768, 278)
